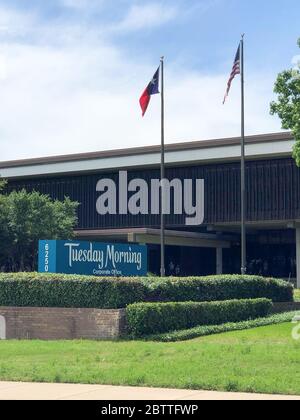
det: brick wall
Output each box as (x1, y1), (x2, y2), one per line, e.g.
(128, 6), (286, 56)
(0, 307), (126, 340)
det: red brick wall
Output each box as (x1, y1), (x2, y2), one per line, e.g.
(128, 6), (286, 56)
(0, 307), (126, 340)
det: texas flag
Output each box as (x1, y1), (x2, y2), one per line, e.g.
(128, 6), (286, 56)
(139, 67), (160, 116)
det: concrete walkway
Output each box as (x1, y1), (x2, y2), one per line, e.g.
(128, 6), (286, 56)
(0, 381), (299, 400)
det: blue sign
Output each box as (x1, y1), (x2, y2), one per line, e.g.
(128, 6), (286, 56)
(38, 240), (148, 277)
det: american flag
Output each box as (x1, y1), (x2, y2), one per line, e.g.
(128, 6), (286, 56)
(223, 45), (241, 104)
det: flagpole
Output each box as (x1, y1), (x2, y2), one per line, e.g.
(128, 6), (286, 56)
(160, 56), (166, 277)
(240, 34), (247, 275)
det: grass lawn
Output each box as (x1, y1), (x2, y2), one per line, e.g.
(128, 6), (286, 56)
(0, 322), (299, 395)
(295, 289), (300, 302)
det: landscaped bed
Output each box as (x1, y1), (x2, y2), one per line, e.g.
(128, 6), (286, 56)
(0, 272), (296, 340)
(146, 311), (298, 342)
(126, 298), (273, 337)
(0, 320), (299, 395)
(0, 273), (299, 395)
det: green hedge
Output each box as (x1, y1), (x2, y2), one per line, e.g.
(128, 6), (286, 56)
(142, 275), (293, 303)
(0, 273), (145, 309)
(0, 273), (293, 310)
(126, 298), (273, 337)
(147, 311), (298, 342)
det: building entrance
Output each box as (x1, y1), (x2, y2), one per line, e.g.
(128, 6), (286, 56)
(148, 245), (218, 277)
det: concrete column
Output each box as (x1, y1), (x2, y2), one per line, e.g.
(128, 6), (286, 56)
(296, 228), (300, 289)
(0, 316), (6, 340)
(216, 248), (223, 275)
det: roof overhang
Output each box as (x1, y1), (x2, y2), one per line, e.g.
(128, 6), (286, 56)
(0, 132), (294, 180)
(74, 228), (231, 249)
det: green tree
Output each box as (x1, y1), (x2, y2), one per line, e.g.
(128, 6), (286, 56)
(270, 38), (300, 166)
(0, 185), (78, 272)
(0, 181), (11, 269)
(0, 180), (6, 191)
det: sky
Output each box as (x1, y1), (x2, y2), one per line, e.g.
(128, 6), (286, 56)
(0, 0), (299, 161)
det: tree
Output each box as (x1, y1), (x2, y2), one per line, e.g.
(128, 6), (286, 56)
(0, 185), (79, 272)
(0, 180), (6, 191)
(0, 181), (11, 269)
(270, 38), (300, 166)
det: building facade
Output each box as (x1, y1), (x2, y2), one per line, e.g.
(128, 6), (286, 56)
(1, 132), (299, 286)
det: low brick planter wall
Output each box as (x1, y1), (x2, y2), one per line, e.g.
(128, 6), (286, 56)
(0, 307), (126, 340)
(272, 302), (300, 314)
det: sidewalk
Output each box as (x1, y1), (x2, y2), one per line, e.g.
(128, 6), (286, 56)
(0, 381), (299, 400)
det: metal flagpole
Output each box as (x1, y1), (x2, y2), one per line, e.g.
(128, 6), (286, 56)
(240, 34), (247, 275)
(160, 56), (166, 277)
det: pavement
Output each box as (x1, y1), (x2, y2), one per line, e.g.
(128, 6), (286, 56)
(0, 381), (299, 400)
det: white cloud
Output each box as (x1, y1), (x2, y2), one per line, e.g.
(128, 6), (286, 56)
(0, 54), (8, 80)
(292, 55), (300, 69)
(0, 6), (35, 38)
(111, 3), (178, 33)
(0, 3), (283, 162)
(61, 0), (87, 8)
(164, 72), (281, 142)
(60, 0), (102, 10)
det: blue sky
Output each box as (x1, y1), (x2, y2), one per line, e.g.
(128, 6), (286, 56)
(0, 0), (299, 160)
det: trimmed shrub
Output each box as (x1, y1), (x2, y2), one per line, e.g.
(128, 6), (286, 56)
(147, 311), (298, 342)
(0, 273), (292, 310)
(142, 275), (293, 303)
(126, 298), (273, 337)
(0, 273), (145, 309)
